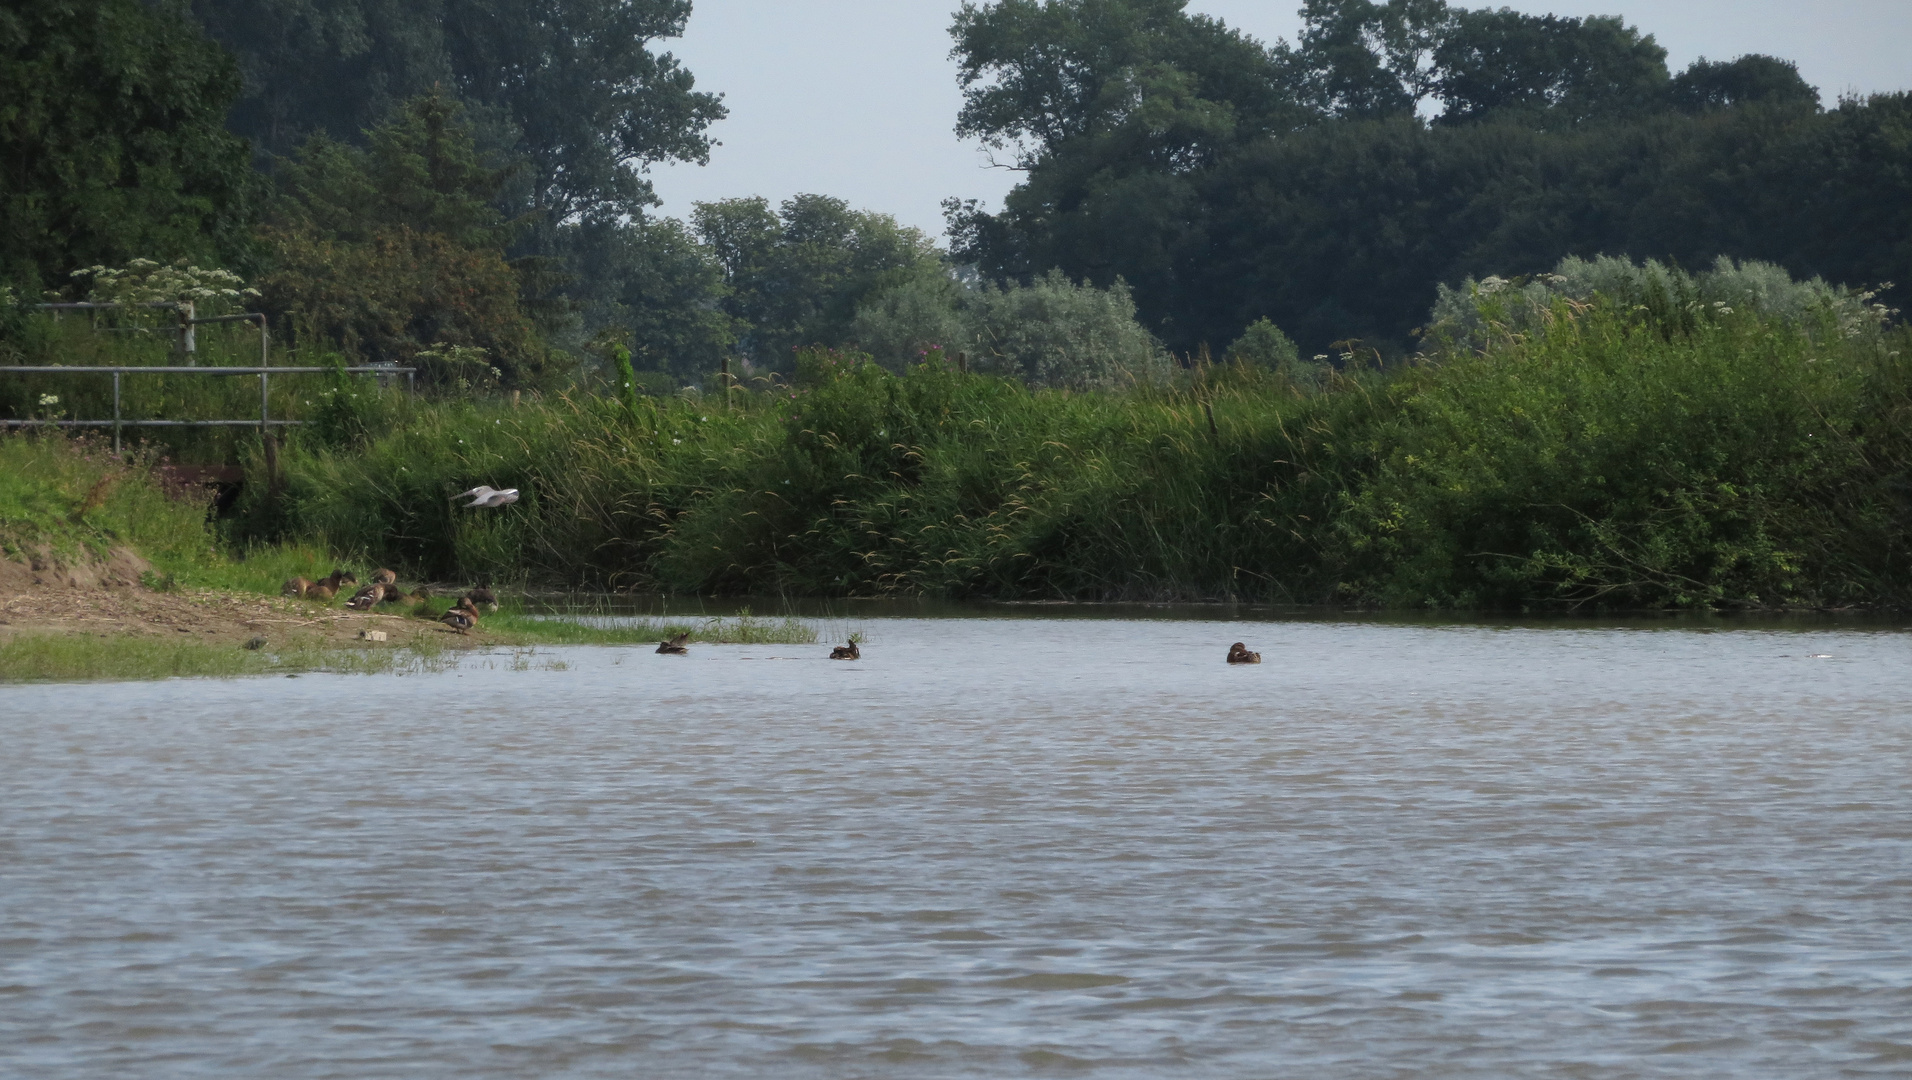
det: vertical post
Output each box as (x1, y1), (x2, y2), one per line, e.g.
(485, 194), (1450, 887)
(113, 370), (122, 455)
(260, 367), (269, 434)
(721, 356), (731, 412)
(177, 301), (196, 362)
(407, 370), (415, 398)
(257, 313), (268, 367)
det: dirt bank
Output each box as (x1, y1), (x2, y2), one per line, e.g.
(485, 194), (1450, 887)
(0, 549), (492, 650)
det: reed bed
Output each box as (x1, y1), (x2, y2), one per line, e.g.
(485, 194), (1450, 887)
(10, 297), (1912, 610)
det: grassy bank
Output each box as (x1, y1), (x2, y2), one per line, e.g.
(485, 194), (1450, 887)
(0, 432), (817, 682)
(219, 298), (1912, 609)
(8, 293), (1910, 611)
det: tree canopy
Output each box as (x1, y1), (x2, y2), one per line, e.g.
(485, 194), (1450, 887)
(189, 0), (726, 228)
(0, 0), (256, 291)
(946, 0), (1901, 357)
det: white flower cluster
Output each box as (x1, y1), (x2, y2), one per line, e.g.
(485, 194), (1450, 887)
(72, 258), (260, 313)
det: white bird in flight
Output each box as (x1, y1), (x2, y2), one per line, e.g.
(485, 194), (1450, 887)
(451, 485), (520, 508)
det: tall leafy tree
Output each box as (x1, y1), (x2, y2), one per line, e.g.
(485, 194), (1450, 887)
(1431, 9), (1668, 125)
(187, 0), (449, 158)
(192, 0), (726, 228)
(443, 0), (725, 227)
(260, 92), (540, 382)
(0, 0), (256, 290)
(693, 195), (943, 369)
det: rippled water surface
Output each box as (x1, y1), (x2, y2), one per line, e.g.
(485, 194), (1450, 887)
(4, 618), (1912, 1077)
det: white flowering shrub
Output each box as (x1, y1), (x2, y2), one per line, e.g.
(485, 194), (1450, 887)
(70, 258), (259, 315)
(1429, 254), (1896, 352)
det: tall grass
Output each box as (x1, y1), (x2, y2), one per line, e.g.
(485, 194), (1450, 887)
(16, 297), (1909, 610)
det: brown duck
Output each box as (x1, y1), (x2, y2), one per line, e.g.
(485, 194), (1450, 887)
(346, 582), (388, 610)
(829, 640), (860, 660)
(371, 568), (397, 586)
(1226, 642), (1262, 664)
(465, 586), (498, 613)
(655, 632), (690, 655)
(440, 597), (480, 636)
(283, 568), (355, 599)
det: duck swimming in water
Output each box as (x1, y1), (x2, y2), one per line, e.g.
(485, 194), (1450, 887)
(439, 597), (480, 635)
(656, 632), (690, 655)
(828, 640), (860, 660)
(1226, 642), (1262, 664)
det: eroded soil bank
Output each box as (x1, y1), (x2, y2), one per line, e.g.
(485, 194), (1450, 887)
(0, 548), (494, 653)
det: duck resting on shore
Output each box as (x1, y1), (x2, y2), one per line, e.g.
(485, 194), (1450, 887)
(440, 597), (480, 636)
(371, 568), (397, 586)
(656, 632), (690, 655)
(1226, 642), (1262, 664)
(829, 640), (860, 660)
(464, 586), (498, 612)
(283, 568), (356, 599)
(346, 582), (388, 610)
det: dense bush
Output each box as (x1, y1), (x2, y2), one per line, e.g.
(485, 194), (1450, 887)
(853, 270), (1173, 390)
(230, 289), (1912, 609)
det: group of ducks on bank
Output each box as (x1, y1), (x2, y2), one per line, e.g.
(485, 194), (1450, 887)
(281, 568), (499, 636)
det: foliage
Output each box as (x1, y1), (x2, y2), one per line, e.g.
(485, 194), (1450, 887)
(692, 195), (944, 371)
(559, 216), (738, 379)
(853, 270), (1172, 389)
(189, 0), (725, 227)
(0, 432), (216, 570)
(219, 280), (1912, 610)
(0, 0), (257, 293)
(257, 93), (545, 385)
(259, 224), (537, 381)
(72, 257), (259, 316)
(271, 88), (513, 248)
(1224, 317), (1301, 373)
(947, 0), (1904, 361)
(1428, 254), (1898, 353)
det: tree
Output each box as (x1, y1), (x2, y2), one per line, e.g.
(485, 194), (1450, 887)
(1432, 9), (1669, 125)
(951, 0), (1301, 171)
(0, 0), (256, 291)
(442, 0), (726, 228)
(1670, 54), (1818, 112)
(559, 216), (737, 379)
(948, 0), (1907, 361)
(187, 0), (450, 158)
(259, 93), (539, 384)
(693, 195), (943, 369)
(190, 0), (726, 227)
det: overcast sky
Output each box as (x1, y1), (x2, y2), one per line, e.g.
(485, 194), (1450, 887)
(647, 0), (1912, 238)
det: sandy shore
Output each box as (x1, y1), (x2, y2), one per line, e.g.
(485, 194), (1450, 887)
(0, 550), (486, 650)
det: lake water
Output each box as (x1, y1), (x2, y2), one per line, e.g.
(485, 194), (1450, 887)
(3, 616), (1911, 1077)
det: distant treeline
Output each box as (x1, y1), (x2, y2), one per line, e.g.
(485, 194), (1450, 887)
(948, 0), (1912, 356)
(1, 0), (1907, 388)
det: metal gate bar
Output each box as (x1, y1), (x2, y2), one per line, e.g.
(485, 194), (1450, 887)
(0, 365), (416, 453)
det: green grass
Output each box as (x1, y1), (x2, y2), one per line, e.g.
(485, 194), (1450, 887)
(481, 611), (818, 646)
(214, 304), (1912, 609)
(11, 296), (1912, 611)
(0, 631), (464, 683)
